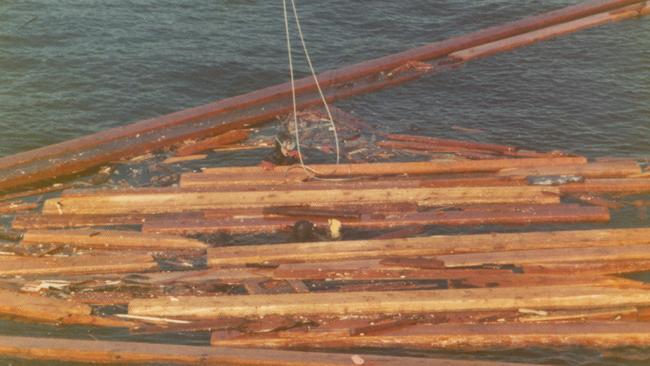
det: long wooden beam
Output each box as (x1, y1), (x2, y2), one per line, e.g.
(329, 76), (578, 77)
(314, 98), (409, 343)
(42, 186), (560, 215)
(0, 336), (542, 366)
(20, 229), (207, 251)
(0, 0), (644, 191)
(210, 322), (650, 350)
(0, 253), (156, 277)
(208, 228), (650, 266)
(146, 204), (608, 235)
(128, 285), (650, 318)
(198, 157), (586, 177)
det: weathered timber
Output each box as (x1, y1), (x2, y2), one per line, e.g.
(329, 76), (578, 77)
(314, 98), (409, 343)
(438, 244), (650, 267)
(161, 154), (207, 164)
(0, 253), (156, 277)
(211, 322), (650, 350)
(383, 133), (516, 154)
(20, 229), (207, 251)
(0, 0), (640, 191)
(0, 200), (38, 214)
(12, 213), (194, 230)
(208, 228), (650, 267)
(518, 307), (638, 322)
(559, 178), (650, 194)
(0, 288), (91, 323)
(42, 186), (560, 215)
(449, 2), (650, 62)
(0, 336), (541, 366)
(128, 285), (650, 318)
(179, 172), (525, 190)
(498, 161), (641, 178)
(522, 259), (650, 275)
(147, 204), (606, 235)
(175, 129), (250, 156)
(199, 157), (586, 177)
(376, 140), (500, 156)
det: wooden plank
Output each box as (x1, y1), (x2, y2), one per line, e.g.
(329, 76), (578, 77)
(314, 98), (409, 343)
(438, 244), (650, 267)
(498, 161), (641, 178)
(0, 200), (38, 214)
(128, 285), (650, 318)
(211, 322), (650, 350)
(12, 213), (195, 230)
(149, 204), (606, 235)
(20, 229), (207, 251)
(383, 133), (516, 154)
(162, 154), (207, 164)
(180, 173), (525, 190)
(0, 253), (156, 277)
(522, 259), (650, 275)
(200, 157), (587, 177)
(208, 228), (650, 267)
(175, 129), (250, 156)
(449, 2), (650, 62)
(559, 178), (650, 194)
(518, 307), (638, 322)
(0, 288), (91, 322)
(42, 186), (560, 215)
(0, 336), (541, 366)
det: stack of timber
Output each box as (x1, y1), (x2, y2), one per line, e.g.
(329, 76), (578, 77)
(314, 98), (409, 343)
(0, 1), (649, 365)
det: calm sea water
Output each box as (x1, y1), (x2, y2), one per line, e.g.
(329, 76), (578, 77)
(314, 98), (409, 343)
(0, 0), (649, 365)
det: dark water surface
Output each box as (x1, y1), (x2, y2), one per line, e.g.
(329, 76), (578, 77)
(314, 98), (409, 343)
(0, 0), (649, 365)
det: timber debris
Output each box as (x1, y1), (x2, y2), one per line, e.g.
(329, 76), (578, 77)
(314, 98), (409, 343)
(0, 1), (648, 365)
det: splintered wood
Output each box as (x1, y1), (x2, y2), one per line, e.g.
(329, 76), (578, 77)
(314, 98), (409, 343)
(0, 1), (649, 365)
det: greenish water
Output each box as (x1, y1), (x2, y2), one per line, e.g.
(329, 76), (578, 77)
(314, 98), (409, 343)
(0, 0), (649, 365)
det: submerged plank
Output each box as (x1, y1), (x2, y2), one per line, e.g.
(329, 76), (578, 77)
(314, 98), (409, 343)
(128, 285), (650, 318)
(12, 213), (195, 230)
(208, 228), (650, 267)
(20, 229), (207, 251)
(0, 253), (156, 277)
(175, 129), (250, 156)
(211, 322), (650, 350)
(0, 336), (541, 366)
(42, 186), (560, 215)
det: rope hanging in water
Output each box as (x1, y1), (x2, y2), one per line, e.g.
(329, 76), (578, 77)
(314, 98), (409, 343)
(282, 0), (341, 176)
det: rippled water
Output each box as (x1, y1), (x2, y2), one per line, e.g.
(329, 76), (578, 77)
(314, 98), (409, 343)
(0, 0), (649, 365)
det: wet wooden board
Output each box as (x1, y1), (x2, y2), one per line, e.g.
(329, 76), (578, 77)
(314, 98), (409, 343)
(12, 213), (195, 230)
(42, 186), (560, 215)
(175, 129), (250, 156)
(0, 288), (91, 323)
(0, 253), (157, 277)
(0, 335), (542, 366)
(450, 3), (650, 63)
(149, 204), (606, 235)
(0, 200), (38, 214)
(199, 157), (587, 177)
(208, 228), (650, 267)
(522, 259), (650, 275)
(128, 285), (650, 319)
(20, 229), (207, 251)
(497, 161), (641, 178)
(438, 244), (650, 267)
(559, 178), (650, 194)
(179, 173), (525, 190)
(211, 321), (650, 350)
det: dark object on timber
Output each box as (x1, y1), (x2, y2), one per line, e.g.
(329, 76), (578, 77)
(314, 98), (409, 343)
(292, 220), (318, 242)
(266, 132), (299, 166)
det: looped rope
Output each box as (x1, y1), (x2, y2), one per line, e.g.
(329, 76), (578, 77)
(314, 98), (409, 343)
(282, 0), (341, 177)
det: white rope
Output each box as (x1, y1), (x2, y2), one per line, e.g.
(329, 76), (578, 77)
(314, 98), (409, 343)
(282, 0), (341, 175)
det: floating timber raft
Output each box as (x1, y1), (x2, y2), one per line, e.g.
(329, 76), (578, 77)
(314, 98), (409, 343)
(0, 1), (649, 365)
